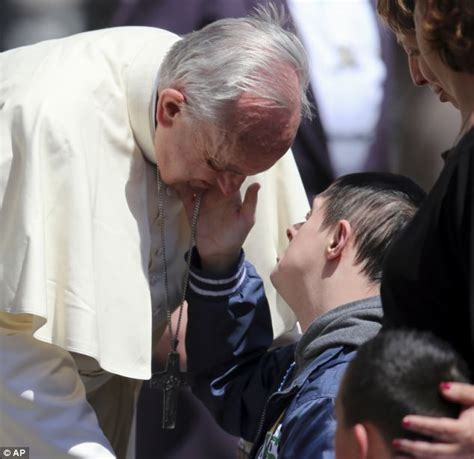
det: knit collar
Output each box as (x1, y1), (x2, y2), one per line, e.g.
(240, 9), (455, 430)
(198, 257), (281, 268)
(295, 295), (382, 369)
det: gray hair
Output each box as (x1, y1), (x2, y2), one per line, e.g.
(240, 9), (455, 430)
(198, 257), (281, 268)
(157, 4), (310, 129)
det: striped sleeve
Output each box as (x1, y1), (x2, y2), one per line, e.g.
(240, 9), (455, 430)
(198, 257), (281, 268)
(188, 248), (247, 298)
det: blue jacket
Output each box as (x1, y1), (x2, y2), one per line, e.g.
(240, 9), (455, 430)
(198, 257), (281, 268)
(185, 250), (383, 458)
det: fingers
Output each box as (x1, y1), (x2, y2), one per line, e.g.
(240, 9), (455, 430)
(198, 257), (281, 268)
(402, 415), (460, 441)
(398, 408), (474, 458)
(393, 438), (466, 458)
(440, 382), (474, 406)
(241, 183), (260, 222)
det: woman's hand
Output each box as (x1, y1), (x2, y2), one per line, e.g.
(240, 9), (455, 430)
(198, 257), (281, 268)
(393, 382), (474, 458)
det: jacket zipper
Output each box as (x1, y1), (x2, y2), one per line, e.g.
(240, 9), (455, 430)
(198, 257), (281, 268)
(252, 361), (297, 457)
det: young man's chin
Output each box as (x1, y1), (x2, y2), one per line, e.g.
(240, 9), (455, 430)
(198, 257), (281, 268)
(269, 265), (281, 291)
(269, 263), (289, 299)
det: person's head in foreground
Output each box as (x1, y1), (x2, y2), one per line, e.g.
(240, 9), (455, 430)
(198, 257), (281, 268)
(335, 329), (472, 459)
(153, 4), (310, 195)
(270, 173), (426, 331)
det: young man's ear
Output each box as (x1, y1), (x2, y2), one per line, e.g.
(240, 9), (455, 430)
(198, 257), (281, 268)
(156, 88), (186, 127)
(326, 220), (352, 260)
(353, 423), (369, 458)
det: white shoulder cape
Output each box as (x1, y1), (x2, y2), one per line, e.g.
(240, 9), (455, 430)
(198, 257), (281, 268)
(0, 27), (309, 379)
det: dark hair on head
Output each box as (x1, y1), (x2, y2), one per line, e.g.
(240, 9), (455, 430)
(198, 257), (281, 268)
(340, 329), (471, 447)
(416, 0), (474, 73)
(320, 172), (426, 284)
(377, 0), (415, 34)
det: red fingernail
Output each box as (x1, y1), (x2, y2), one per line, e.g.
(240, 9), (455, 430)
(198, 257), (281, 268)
(393, 439), (401, 448)
(440, 382), (451, 391)
(402, 420), (411, 428)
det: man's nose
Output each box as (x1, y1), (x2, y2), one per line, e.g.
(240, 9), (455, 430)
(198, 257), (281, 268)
(408, 56), (428, 87)
(286, 222), (303, 241)
(216, 173), (245, 196)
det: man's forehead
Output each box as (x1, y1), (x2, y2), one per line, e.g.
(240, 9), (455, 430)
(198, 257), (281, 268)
(205, 109), (297, 176)
(230, 89), (301, 154)
(239, 105), (300, 148)
(219, 138), (288, 176)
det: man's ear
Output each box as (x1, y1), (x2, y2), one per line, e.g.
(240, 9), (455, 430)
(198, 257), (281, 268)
(353, 423), (369, 458)
(156, 88), (186, 127)
(326, 220), (352, 260)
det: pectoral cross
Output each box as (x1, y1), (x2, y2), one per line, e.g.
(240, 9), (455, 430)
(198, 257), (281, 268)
(150, 351), (186, 429)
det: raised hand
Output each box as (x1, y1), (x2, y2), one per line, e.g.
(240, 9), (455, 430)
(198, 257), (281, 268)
(179, 183), (260, 274)
(393, 382), (474, 458)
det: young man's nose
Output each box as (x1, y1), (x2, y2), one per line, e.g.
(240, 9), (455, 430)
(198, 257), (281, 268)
(287, 222), (303, 241)
(408, 56), (428, 87)
(216, 173), (245, 196)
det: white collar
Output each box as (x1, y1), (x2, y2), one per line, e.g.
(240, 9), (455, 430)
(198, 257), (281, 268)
(126, 31), (180, 164)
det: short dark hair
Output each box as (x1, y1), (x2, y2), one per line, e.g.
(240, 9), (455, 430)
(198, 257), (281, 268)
(320, 172), (426, 283)
(377, 0), (415, 34)
(339, 330), (471, 447)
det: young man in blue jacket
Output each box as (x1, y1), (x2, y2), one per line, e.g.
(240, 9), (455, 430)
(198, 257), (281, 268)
(184, 172), (426, 458)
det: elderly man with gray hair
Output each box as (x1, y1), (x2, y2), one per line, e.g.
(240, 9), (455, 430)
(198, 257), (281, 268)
(0, 6), (309, 458)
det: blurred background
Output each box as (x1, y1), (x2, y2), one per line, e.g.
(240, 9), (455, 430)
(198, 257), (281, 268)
(1, 1), (461, 458)
(0, 0), (461, 191)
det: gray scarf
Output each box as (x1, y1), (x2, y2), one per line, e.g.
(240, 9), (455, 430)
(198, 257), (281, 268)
(295, 296), (383, 369)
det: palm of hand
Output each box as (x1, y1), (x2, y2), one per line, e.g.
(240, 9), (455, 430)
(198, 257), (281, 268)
(196, 186), (257, 260)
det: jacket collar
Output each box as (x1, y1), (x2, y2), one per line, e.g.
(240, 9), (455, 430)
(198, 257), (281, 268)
(278, 346), (355, 398)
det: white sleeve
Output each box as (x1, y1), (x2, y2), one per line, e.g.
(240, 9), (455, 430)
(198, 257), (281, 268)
(0, 331), (116, 459)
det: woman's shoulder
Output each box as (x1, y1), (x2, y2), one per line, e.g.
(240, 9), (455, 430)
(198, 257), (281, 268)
(458, 126), (474, 148)
(441, 127), (474, 176)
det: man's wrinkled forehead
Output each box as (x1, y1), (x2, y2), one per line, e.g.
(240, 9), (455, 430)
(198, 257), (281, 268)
(206, 126), (284, 177)
(229, 65), (302, 153)
(235, 94), (301, 149)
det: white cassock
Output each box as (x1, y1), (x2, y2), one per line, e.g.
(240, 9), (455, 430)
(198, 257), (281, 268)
(0, 27), (308, 458)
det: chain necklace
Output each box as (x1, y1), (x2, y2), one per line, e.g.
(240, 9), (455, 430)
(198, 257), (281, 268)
(150, 164), (202, 429)
(156, 165), (202, 350)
